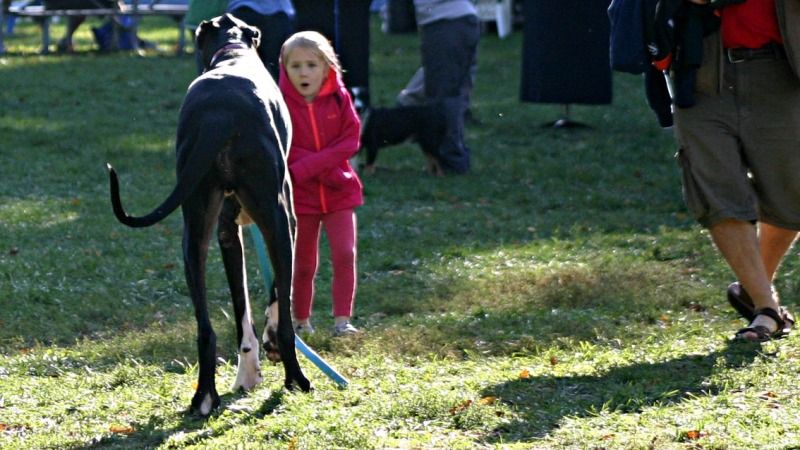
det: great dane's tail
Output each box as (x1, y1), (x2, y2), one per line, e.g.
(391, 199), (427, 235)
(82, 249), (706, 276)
(107, 122), (231, 228)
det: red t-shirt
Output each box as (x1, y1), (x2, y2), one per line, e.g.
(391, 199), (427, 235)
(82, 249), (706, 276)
(721, 0), (783, 49)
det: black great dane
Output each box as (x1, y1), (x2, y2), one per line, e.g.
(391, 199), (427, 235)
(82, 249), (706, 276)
(107, 13), (310, 416)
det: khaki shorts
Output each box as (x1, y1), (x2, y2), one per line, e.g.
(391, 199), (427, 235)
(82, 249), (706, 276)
(674, 56), (800, 229)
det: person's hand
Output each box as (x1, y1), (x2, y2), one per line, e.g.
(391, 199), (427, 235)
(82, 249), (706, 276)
(320, 168), (353, 189)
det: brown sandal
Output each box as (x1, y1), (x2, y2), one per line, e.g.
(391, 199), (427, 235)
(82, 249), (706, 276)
(734, 307), (787, 343)
(726, 282), (795, 334)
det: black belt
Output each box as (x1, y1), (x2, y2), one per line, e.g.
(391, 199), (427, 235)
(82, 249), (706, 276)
(726, 44), (786, 63)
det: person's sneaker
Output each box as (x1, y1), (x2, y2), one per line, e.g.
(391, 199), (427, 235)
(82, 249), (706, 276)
(333, 321), (359, 336)
(294, 322), (315, 335)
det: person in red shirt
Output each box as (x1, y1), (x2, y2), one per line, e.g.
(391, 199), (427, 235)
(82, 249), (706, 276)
(278, 31), (364, 336)
(675, 0), (800, 342)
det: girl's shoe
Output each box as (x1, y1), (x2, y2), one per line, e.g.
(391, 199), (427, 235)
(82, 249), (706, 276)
(294, 322), (315, 335)
(333, 322), (359, 336)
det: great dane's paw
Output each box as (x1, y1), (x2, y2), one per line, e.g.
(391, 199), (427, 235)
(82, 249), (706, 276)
(285, 373), (312, 393)
(231, 343), (263, 391)
(190, 387), (220, 417)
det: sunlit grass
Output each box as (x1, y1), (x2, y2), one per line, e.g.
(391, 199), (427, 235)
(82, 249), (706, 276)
(0, 197), (80, 227)
(2, 13), (800, 450)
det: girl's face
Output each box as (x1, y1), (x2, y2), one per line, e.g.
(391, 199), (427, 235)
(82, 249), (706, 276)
(285, 47), (328, 101)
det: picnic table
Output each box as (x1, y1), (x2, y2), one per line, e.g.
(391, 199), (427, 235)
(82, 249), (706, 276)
(1, 0), (189, 54)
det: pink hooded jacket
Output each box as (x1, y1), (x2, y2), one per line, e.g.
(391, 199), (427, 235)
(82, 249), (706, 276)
(278, 62), (363, 215)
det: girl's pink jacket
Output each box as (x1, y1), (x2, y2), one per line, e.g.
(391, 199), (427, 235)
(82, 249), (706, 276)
(278, 63), (363, 215)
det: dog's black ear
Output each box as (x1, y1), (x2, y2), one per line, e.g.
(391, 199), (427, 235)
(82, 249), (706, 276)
(240, 24), (261, 50)
(195, 17), (219, 51)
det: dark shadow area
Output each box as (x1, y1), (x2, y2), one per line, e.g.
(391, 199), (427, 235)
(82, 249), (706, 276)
(480, 342), (763, 443)
(65, 389), (286, 449)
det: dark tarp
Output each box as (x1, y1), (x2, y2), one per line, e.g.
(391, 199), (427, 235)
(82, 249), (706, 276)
(520, 0), (613, 105)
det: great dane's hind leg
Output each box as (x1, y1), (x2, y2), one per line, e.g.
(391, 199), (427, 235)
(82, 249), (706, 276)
(183, 189), (224, 416)
(218, 198), (262, 392)
(267, 205), (311, 392)
(239, 185), (311, 393)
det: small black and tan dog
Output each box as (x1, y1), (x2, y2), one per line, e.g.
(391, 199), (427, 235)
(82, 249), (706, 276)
(359, 103), (446, 176)
(106, 13), (310, 416)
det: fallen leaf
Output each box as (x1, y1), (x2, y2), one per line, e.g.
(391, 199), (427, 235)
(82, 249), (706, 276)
(449, 399), (472, 415)
(478, 396), (496, 405)
(550, 356), (558, 366)
(685, 430), (701, 440)
(601, 434), (614, 440)
(519, 369), (530, 379)
(109, 425), (134, 434)
(0, 423), (6, 431)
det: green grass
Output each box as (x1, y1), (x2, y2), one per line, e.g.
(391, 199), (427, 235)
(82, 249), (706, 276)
(2, 15), (800, 450)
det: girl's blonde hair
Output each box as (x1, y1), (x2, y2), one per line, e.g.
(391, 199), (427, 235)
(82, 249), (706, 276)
(281, 31), (342, 74)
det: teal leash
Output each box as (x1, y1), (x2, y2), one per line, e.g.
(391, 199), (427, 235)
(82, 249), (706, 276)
(248, 224), (348, 388)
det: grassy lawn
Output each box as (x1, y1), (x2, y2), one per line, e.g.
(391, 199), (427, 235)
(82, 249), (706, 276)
(2, 14), (800, 450)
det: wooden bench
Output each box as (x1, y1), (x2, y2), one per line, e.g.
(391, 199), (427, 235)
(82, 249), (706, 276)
(2, 1), (188, 54)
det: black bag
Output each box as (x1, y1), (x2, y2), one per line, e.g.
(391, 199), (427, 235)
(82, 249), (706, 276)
(43, 0), (117, 9)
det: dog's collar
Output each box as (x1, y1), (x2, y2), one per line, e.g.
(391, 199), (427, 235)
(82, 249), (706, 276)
(209, 43), (249, 68)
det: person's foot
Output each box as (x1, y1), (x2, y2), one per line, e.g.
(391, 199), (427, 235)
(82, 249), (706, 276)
(294, 321), (315, 336)
(734, 307), (786, 343)
(56, 38), (73, 54)
(727, 282), (795, 334)
(333, 321), (359, 336)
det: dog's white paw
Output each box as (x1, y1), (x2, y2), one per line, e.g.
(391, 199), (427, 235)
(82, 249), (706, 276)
(232, 326), (262, 391)
(232, 351), (262, 391)
(199, 393), (216, 416)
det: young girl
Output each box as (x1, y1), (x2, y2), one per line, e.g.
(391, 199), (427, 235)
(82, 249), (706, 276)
(278, 31), (363, 336)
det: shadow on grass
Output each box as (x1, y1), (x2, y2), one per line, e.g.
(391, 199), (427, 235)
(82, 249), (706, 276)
(480, 341), (762, 443)
(66, 389), (287, 449)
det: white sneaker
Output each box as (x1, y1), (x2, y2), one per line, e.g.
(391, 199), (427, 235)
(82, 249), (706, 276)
(294, 322), (315, 335)
(333, 321), (359, 336)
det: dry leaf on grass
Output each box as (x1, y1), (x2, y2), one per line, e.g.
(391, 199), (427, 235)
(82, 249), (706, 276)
(477, 396), (496, 405)
(684, 430), (703, 440)
(449, 399), (473, 415)
(109, 425), (134, 434)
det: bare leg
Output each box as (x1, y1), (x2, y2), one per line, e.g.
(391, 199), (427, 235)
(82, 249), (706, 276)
(710, 219), (780, 337)
(758, 222), (798, 281)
